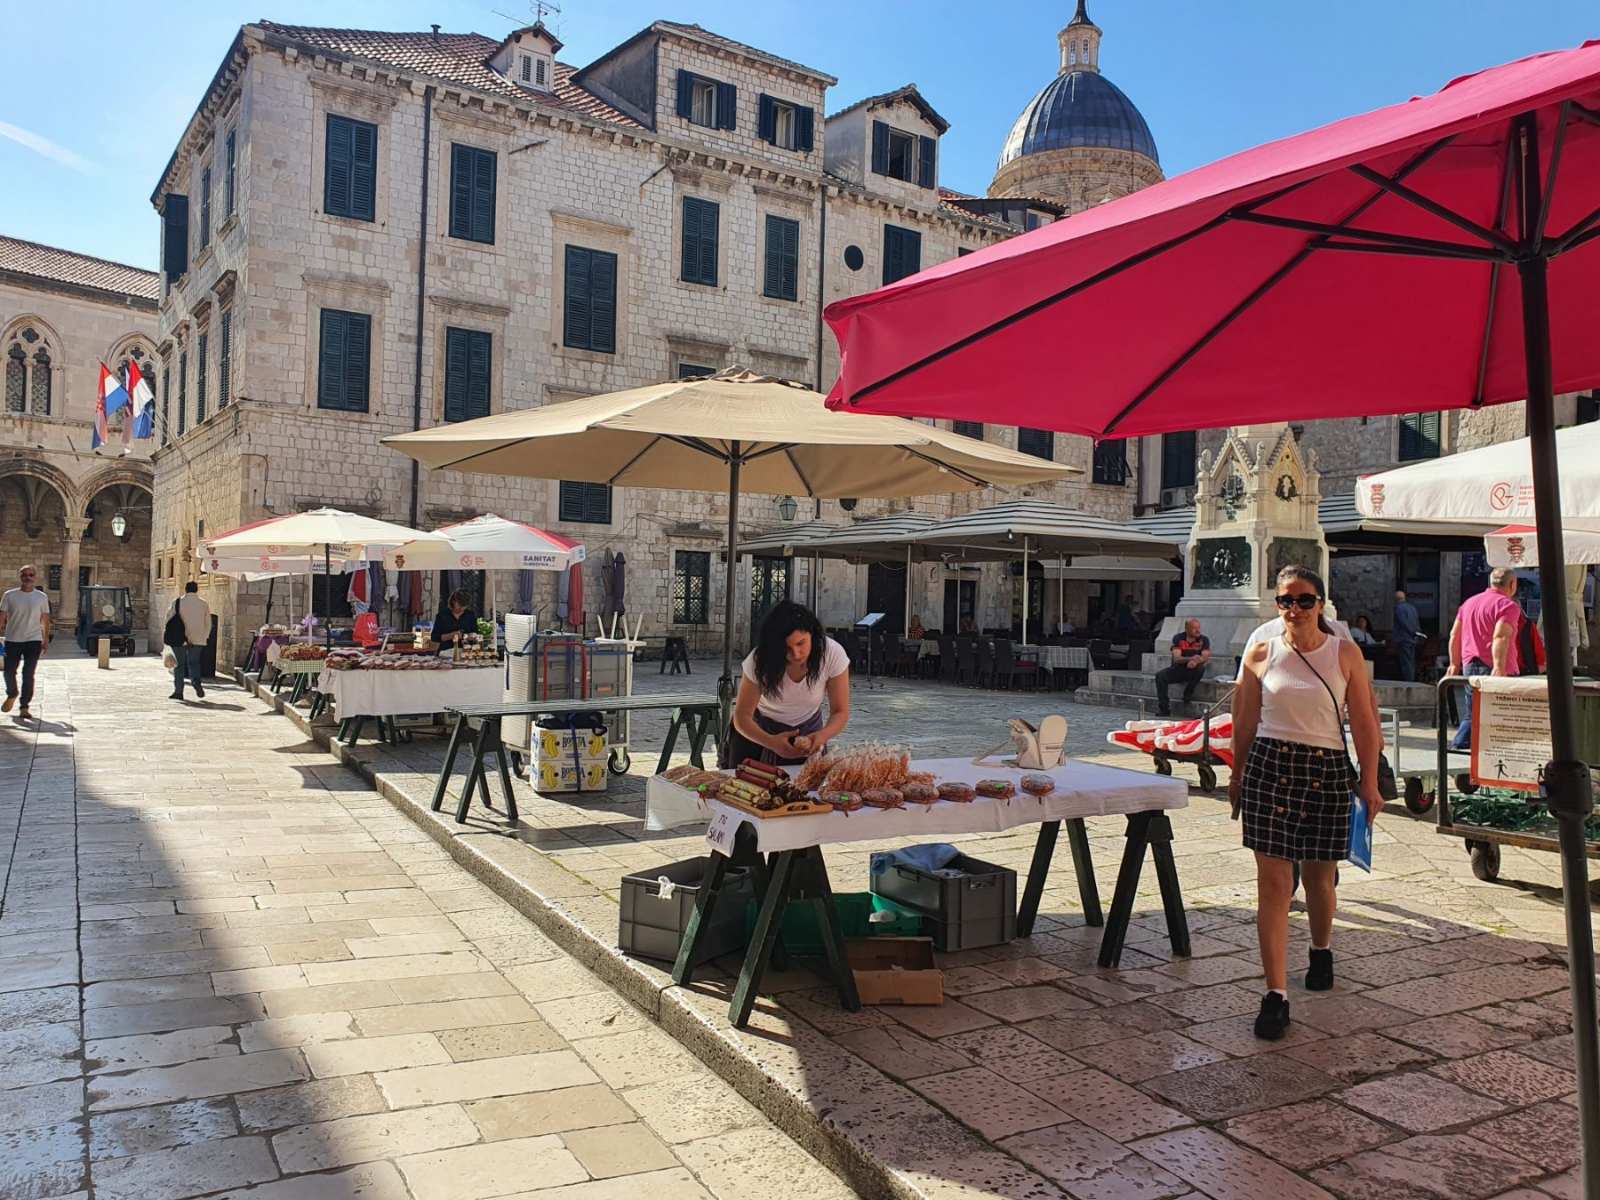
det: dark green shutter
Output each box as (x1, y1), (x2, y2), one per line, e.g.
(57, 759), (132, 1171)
(326, 115), (375, 221)
(161, 195), (188, 281)
(716, 81), (737, 129)
(450, 145), (472, 240)
(883, 224), (921, 284)
(796, 106), (814, 152)
(563, 247), (590, 348)
(318, 313), (345, 410)
(344, 313), (369, 411)
(681, 198), (718, 286)
(219, 311), (231, 406)
(758, 95), (776, 143)
(467, 330), (491, 418)
(681, 199), (701, 282)
(470, 148), (496, 243)
(590, 251), (616, 352)
(675, 70), (694, 119)
(224, 131), (236, 216)
(1399, 411), (1441, 460)
(917, 136), (935, 188)
(444, 328), (469, 421)
(196, 331), (207, 422)
(200, 167), (211, 247)
(871, 121), (889, 175)
(764, 215), (798, 301)
(349, 121), (376, 220)
(325, 116), (351, 215)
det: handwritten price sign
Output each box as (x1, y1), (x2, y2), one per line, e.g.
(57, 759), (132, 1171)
(706, 810), (739, 854)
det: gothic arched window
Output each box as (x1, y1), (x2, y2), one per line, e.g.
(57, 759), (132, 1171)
(5, 344), (24, 412)
(3, 326), (54, 415)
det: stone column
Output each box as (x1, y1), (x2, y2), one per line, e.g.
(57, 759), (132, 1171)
(61, 517), (88, 637)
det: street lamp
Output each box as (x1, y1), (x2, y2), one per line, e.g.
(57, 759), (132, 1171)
(111, 512), (127, 538)
(777, 495), (798, 522)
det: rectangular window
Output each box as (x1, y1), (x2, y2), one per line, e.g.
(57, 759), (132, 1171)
(559, 481), (612, 525)
(519, 54), (532, 84)
(443, 327), (492, 422)
(872, 121), (930, 184)
(691, 77), (716, 125)
(160, 366), (170, 446)
(952, 420), (984, 440)
(882, 224), (922, 284)
(678, 362), (714, 379)
(563, 245), (617, 353)
(177, 351), (188, 435)
(1092, 437), (1129, 484)
(676, 70), (735, 130)
(218, 310), (232, 407)
(1398, 411), (1441, 461)
(324, 114), (377, 222)
(448, 143), (497, 245)
(680, 197), (719, 287)
(199, 166), (212, 249)
(1160, 429), (1197, 491)
(535, 56), (548, 87)
(224, 130), (236, 217)
(195, 330), (208, 424)
(762, 214), (799, 301)
(673, 551), (711, 624)
(1018, 427), (1054, 461)
(162, 195), (189, 281)
(316, 309), (371, 412)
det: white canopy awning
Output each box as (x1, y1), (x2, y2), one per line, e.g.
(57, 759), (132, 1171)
(914, 500), (1180, 560)
(1044, 555), (1181, 582)
(382, 514), (584, 572)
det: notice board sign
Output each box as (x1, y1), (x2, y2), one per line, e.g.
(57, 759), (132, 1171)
(1469, 677), (1551, 793)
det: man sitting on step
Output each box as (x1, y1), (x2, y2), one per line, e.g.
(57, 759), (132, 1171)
(1155, 617), (1212, 717)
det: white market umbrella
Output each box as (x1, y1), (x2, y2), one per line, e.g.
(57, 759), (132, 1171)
(383, 514), (585, 626)
(382, 368), (1078, 706)
(1485, 523), (1600, 568)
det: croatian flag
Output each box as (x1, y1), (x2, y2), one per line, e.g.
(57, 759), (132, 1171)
(91, 381), (109, 449)
(126, 359), (156, 440)
(99, 362), (130, 417)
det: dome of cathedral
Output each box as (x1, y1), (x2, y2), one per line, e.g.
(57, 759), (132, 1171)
(996, 69), (1159, 169)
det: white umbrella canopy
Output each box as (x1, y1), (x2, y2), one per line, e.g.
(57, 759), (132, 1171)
(199, 508), (445, 561)
(1485, 523), (1600, 568)
(382, 369), (1078, 701)
(1355, 422), (1600, 525)
(737, 519), (841, 556)
(382, 514), (585, 573)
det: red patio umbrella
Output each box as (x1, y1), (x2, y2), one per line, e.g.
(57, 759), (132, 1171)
(567, 559), (584, 633)
(828, 40), (1600, 1189)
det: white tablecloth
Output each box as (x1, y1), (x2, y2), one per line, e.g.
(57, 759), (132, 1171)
(645, 756), (1187, 853)
(316, 666), (504, 718)
(1019, 645), (1089, 671)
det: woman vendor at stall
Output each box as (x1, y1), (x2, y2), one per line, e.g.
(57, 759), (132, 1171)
(430, 589), (478, 651)
(725, 600), (851, 767)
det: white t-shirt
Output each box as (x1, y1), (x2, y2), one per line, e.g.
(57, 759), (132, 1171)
(1236, 616), (1351, 681)
(0, 587), (50, 643)
(741, 636), (850, 726)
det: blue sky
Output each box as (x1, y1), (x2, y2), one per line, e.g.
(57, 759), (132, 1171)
(3, 1), (1594, 271)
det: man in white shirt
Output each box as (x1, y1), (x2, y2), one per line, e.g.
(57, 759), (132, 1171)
(172, 581), (212, 701)
(0, 564), (51, 722)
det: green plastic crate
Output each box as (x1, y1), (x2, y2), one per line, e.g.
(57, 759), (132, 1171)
(744, 891), (923, 957)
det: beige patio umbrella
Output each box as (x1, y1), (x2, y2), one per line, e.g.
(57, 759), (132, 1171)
(383, 368), (1077, 705)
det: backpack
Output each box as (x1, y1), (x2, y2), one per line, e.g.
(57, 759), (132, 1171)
(163, 599), (188, 650)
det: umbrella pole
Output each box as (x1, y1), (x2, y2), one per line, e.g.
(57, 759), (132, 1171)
(1059, 557), (1065, 636)
(903, 544), (911, 638)
(1520, 251), (1600, 1193)
(720, 452), (741, 729)
(324, 545), (332, 650)
(1022, 537), (1030, 646)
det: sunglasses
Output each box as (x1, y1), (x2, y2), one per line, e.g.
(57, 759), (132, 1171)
(1274, 593), (1322, 611)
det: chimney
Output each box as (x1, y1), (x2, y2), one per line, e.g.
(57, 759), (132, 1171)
(430, 24), (441, 42)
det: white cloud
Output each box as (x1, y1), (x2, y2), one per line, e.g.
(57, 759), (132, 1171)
(0, 120), (99, 174)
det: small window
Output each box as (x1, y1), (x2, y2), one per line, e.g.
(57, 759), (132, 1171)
(449, 143), (497, 245)
(680, 197), (719, 287)
(218, 310), (232, 407)
(1092, 437), (1128, 484)
(559, 481), (612, 524)
(443, 327), (492, 422)
(563, 246), (617, 353)
(843, 245), (864, 272)
(316, 309), (371, 412)
(952, 420), (983, 440)
(324, 114), (377, 222)
(177, 350), (188, 435)
(1398, 412), (1441, 461)
(763, 214), (799, 302)
(1024, 210), (1053, 232)
(692, 78), (716, 125)
(1160, 429), (1197, 491)
(224, 130), (236, 218)
(773, 104), (795, 149)
(1018, 426), (1054, 461)
(534, 56), (549, 87)
(882, 224), (922, 285)
(676, 70), (734, 130)
(519, 54), (532, 84)
(678, 362), (714, 380)
(886, 129), (915, 181)
(199, 166), (212, 249)
(673, 550), (711, 624)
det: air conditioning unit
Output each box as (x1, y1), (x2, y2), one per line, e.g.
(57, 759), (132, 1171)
(1159, 486), (1195, 509)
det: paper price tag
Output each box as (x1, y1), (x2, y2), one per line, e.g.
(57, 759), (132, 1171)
(706, 810), (739, 855)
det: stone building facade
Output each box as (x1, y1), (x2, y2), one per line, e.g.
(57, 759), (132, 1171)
(0, 237), (159, 637)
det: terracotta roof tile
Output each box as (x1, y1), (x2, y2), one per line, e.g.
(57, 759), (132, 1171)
(0, 236), (158, 302)
(257, 23), (641, 128)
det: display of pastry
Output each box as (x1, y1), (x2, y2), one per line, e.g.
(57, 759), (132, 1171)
(823, 791), (864, 812)
(936, 781), (976, 803)
(975, 779), (1016, 800)
(795, 742), (911, 794)
(1020, 774), (1057, 797)
(901, 781), (940, 805)
(861, 787), (906, 810)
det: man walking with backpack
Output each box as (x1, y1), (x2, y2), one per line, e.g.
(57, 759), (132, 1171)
(167, 581), (211, 700)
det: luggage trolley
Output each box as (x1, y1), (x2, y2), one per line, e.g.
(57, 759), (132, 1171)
(502, 616), (640, 777)
(1429, 674), (1600, 882)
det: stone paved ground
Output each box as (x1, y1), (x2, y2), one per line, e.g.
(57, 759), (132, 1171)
(0, 655), (858, 1200)
(252, 657), (1598, 1200)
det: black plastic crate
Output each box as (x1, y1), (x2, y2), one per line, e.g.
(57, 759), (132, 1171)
(870, 851), (1017, 952)
(619, 857), (752, 964)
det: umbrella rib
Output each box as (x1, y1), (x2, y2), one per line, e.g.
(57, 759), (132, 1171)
(903, 447), (988, 488)
(1475, 128), (1519, 408)
(741, 444), (794, 465)
(1532, 102), (1571, 252)
(661, 433), (732, 461)
(1549, 201), (1600, 254)
(782, 447), (816, 497)
(1345, 164), (1519, 255)
(1230, 211), (1508, 261)
(1552, 222), (1600, 259)
(606, 435), (666, 485)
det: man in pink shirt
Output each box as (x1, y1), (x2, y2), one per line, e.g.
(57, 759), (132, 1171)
(1447, 567), (1523, 750)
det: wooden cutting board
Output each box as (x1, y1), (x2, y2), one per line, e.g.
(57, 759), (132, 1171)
(716, 792), (835, 819)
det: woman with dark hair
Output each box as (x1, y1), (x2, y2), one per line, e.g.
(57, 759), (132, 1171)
(1230, 564), (1383, 1041)
(726, 600), (852, 766)
(430, 588), (478, 651)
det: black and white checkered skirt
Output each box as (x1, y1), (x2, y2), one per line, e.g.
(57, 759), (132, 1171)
(1239, 736), (1355, 862)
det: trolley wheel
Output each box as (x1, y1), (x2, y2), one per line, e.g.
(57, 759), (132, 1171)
(1403, 776), (1435, 816)
(1455, 772), (1479, 796)
(1469, 840), (1502, 882)
(1196, 763), (1218, 793)
(608, 747), (631, 776)
(1152, 753), (1173, 776)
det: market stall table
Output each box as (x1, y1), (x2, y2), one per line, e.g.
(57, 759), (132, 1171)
(662, 757), (1190, 1027)
(318, 664), (503, 746)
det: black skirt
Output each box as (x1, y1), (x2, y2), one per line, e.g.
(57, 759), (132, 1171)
(1239, 736), (1355, 862)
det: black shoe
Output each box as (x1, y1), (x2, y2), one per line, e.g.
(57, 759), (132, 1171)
(169, 691), (184, 700)
(1254, 992), (1290, 1040)
(1306, 948), (1334, 991)
(195, 683), (206, 698)
(1155, 708), (1171, 718)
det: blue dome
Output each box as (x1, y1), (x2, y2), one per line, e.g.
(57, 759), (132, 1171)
(998, 70), (1159, 169)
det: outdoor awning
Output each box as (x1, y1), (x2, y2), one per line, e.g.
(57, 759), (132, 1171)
(1044, 555), (1181, 582)
(801, 512), (942, 562)
(916, 500), (1180, 560)
(737, 519), (841, 556)
(1128, 495), (1492, 553)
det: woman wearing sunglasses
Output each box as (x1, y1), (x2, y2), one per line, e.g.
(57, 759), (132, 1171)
(1230, 565), (1384, 1040)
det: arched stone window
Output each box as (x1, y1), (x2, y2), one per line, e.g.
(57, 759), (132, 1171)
(3, 324), (54, 415)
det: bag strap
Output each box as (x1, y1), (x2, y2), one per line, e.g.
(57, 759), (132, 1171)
(1283, 635), (1350, 756)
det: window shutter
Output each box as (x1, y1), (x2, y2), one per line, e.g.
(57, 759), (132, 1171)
(917, 136), (936, 188)
(590, 250), (616, 352)
(764, 215), (798, 301)
(344, 313), (369, 412)
(449, 145), (472, 240)
(162, 196), (189, 280)
(325, 116), (352, 215)
(444, 328), (469, 421)
(870, 121), (890, 175)
(716, 81), (737, 130)
(763, 215), (782, 298)
(200, 168), (212, 247)
(219, 311), (232, 405)
(680, 198), (700, 282)
(796, 106), (814, 152)
(472, 148), (496, 243)
(675, 70), (694, 119)
(467, 330), (491, 418)
(1420, 410), (1440, 455)
(350, 121), (376, 220)
(224, 131), (236, 216)
(563, 247), (590, 349)
(700, 201), (718, 285)
(758, 94), (776, 143)
(318, 312), (345, 410)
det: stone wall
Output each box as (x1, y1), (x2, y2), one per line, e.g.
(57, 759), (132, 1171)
(989, 145), (1163, 213)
